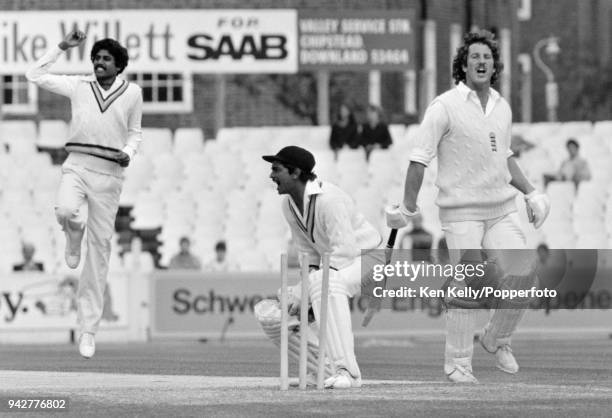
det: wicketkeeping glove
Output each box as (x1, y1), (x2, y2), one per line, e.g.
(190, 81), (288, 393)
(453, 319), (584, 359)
(525, 191), (551, 228)
(385, 204), (419, 229)
(277, 283), (302, 316)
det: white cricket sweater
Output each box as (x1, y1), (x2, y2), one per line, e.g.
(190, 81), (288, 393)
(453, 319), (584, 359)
(283, 180), (382, 270)
(410, 83), (517, 222)
(26, 46), (143, 177)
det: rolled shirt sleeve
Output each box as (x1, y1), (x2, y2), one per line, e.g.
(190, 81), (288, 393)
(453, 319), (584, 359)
(409, 101), (450, 166)
(25, 46), (79, 98)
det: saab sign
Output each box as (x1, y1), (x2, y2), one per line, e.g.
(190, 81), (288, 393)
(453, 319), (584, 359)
(0, 10), (298, 73)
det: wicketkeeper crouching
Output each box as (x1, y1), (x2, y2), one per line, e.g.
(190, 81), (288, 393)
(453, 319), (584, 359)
(254, 289), (334, 386)
(257, 146), (385, 389)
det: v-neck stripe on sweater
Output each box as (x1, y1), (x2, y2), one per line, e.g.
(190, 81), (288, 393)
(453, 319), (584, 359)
(89, 80), (129, 113)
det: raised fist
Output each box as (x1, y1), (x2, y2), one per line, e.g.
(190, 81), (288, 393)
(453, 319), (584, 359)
(59, 30), (86, 50)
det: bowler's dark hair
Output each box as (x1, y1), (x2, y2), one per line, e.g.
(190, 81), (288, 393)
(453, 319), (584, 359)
(91, 38), (129, 74)
(452, 31), (503, 86)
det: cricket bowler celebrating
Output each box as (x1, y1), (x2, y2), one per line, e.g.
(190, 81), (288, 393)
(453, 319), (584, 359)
(255, 146), (383, 388)
(386, 31), (550, 383)
(26, 30), (143, 358)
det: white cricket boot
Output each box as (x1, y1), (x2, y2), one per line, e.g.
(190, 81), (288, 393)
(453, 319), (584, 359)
(494, 345), (519, 374)
(446, 365), (479, 383)
(480, 329), (519, 374)
(79, 332), (95, 359)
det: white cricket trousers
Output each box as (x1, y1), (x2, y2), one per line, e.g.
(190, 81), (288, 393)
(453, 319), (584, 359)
(56, 156), (123, 336)
(442, 212), (527, 374)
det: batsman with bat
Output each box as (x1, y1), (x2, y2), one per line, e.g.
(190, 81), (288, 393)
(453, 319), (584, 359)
(255, 146), (385, 389)
(26, 30), (143, 358)
(386, 31), (550, 383)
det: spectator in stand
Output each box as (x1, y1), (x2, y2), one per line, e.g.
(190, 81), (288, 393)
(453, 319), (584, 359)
(168, 237), (201, 270)
(329, 103), (360, 159)
(204, 240), (238, 272)
(544, 138), (591, 188)
(398, 213), (434, 262)
(13, 242), (45, 272)
(360, 104), (393, 160)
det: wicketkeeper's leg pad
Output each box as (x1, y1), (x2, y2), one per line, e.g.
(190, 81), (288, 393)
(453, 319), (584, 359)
(309, 270), (361, 379)
(254, 299), (333, 378)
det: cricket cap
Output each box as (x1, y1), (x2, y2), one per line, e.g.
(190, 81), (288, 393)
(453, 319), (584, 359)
(262, 146), (315, 173)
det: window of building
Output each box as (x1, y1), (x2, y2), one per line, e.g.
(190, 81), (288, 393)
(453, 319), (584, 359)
(126, 73), (192, 113)
(2, 74), (37, 114)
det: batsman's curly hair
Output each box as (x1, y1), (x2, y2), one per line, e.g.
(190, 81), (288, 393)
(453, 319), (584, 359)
(452, 31), (503, 86)
(90, 38), (129, 74)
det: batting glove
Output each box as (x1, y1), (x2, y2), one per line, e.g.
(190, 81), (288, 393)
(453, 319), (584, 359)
(385, 203), (419, 229)
(525, 191), (551, 228)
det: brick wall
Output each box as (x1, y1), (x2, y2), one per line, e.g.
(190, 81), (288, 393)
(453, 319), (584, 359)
(9, 0), (606, 129)
(224, 75), (312, 128)
(1, 0), (427, 133)
(429, 0), (466, 93)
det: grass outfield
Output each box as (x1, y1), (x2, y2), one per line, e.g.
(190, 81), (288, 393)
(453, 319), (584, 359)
(0, 336), (611, 417)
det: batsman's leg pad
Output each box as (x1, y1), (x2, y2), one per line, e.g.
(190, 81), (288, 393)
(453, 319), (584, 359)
(484, 308), (525, 348)
(444, 308), (478, 375)
(442, 251), (503, 309)
(494, 263), (539, 309)
(254, 299), (333, 377)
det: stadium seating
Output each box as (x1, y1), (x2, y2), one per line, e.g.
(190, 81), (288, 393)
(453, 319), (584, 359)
(130, 192), (165, 230)
(1, 120), (611, 273)
(7, 134), (37, 159)
(0, 120), (37, 151)
(140, 127), (173, 157)
(173, 127), (205, 154)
